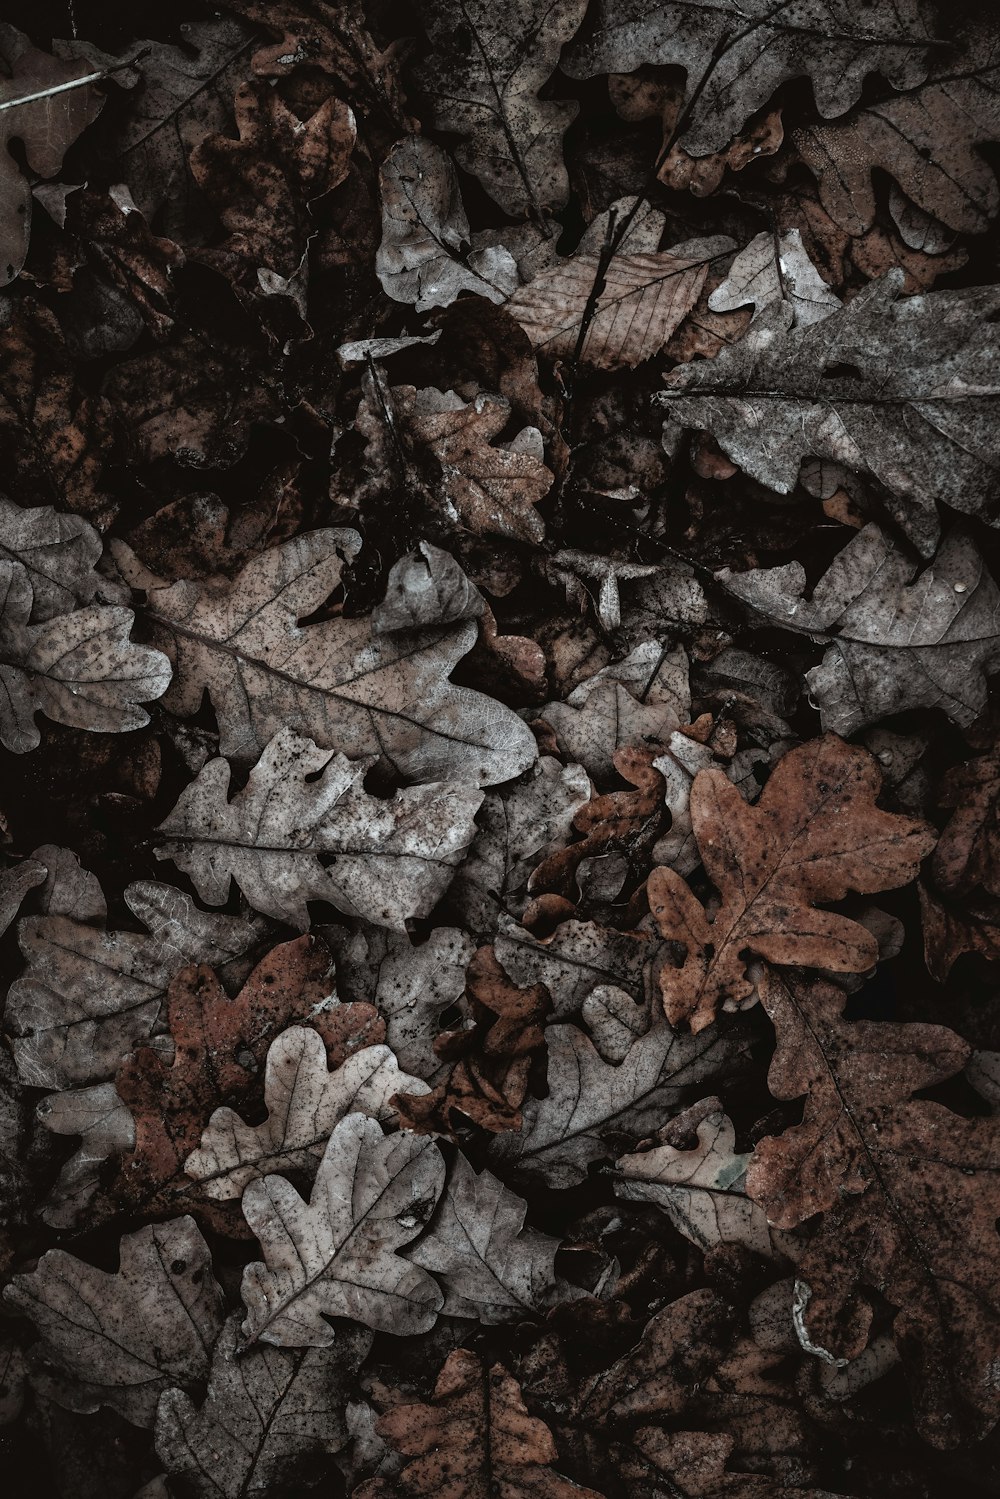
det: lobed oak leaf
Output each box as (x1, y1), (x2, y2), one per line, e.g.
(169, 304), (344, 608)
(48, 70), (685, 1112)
(35, 1081), (136, 1229)
(796, 20), (1000, 237)
(0, 558), (171, 752)
(123, 526), (536, 782)
(376, 136), (518, 311)
(658, 275), (1000, 555)
(708, 229), (839, 329)
(746, 970), (1000, 1447)
(0, 855), (45, 938)
(496, 914), (650, 1017)
(355, 1347), (603, 1499)
(155, 1314), (372, 1498)
(407, 1151), (577, 1323)
(489, 1007), (746, 1187)
(156, 727), (483, 931)
(616, 1099), (782, 1260)
(0, 497), (103, 621)
(240, 1113), (445, 1346)
(648, 734), (936, 1032)
(933, 745), (1000, 898)
(6, 878), (267, 1090)
(563, 0), (934, 156)
(722, 525), (1000, 734)
(3, 1216), (224, 1426)
(410, 0), (589, 220)
(186, 1025), (428, 1201)
(0, 25), (105, 286)
(111, 936), (357, 1219)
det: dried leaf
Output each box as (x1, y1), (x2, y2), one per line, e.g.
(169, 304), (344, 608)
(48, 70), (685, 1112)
(155, 1315), (371, 1497)
(648, 734), (935, 1031)
(722, 525), (1000, 735)
(156, 727), (482, 930)
(240, 1113), (445, 1345)
(4, 1217), (224, 1426)
(186, 1026), (427, 1200)
(357, 1347), (602, 1499)
(747, 969), (1000, 1446)
(0, 559), (171, 752)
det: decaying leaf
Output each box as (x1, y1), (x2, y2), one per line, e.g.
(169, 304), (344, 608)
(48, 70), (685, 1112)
(4, 1217), (224, 1426)
(0, 559), (171, 752)
(186, 1026), (427, 1200)
(122, 528), (537, 783)
(7, 880), (266, 1089)
(411, 0), (589, 219)
(376, 136), (518, 311)
(490, 1006), (745, 1187)
(747, 969), (1000, 1446)
(648, 734), (935, 1031)
(722, 525), (1000, 735)
(563, 0), (934, 155)
(407, 1151), (573, 1323)
(156, 727), (482, 930)
(658, 274), (1000, 553)
(708, 229), (839, 327)
(356, 1347), (602, 1499)
(155, 1315), (371, 1498)
(240, 1114), (445, 1346)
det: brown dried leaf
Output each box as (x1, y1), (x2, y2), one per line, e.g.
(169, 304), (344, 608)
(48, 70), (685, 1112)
(747, 969), (1000, 1446)
(648, 734), (935, 1031)
(356, 1348), (603, 1499)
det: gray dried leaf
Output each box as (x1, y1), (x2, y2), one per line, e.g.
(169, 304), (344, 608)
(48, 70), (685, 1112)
(156, 727), (482, 931)
(563, 0), (933, 155)
(0, 559), (171, 753)
(155, 1315), (372, 1498)
(377, 136), (518, 311)
(7, 880), (266, 1089)
(0, 498), (104, 620)
(36, 1082), (136, 1230)
(411, 0), (588, 218)
(123, 527), (536, 783)
(617, 1101), (782, 1257)
(489, 1012), (747, 1187)
(186, 1027), (428, 1200)
(721, 524), (1000, 735)
(496, 914), (651, 1017)
(241, 1113), (445, 1346)
(542, 642), (689, 782)
(4, 1216), (224, 1426)
(658, 274), (1000, 554)
(0, 857), (45, 938)
(708, 229), (839, 327)
(407, 1151), (574, 1322)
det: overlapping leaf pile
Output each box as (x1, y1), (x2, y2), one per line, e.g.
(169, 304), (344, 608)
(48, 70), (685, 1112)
(2, 1), (1000, 1495)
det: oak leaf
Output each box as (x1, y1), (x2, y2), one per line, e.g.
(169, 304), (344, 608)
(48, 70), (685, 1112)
(411, 0), (588, 219)
(240, 1113), (445, 1345)
(7, 879), (266, 1089)
(496, 914), (650, 1017)
(356, 1347), (602, 1499)
(156, 727), (482, 930)
(648, 734), (935, 1032)
(563, 0), (933, 156)
(722, 525), (1000, 734)
(407, 1151), (574, 1323)
(489, 1008), (746, 1187)
(746, 970), (1000, 1446)
(186, 1026), (427, 1201)
(35, 1081), (136, 1230)
(0, 498), (103, 620)
(3, 1216), (224, 1426)
(708, 229), (839, 328)
(377, 136), (518, 311)
(0, 558), (171, 752)
(123, 527), (536, 782)
(658, 275), (1000, 554)
(155, 1315), (371, 1498)
(933, 746), (1000, 898)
